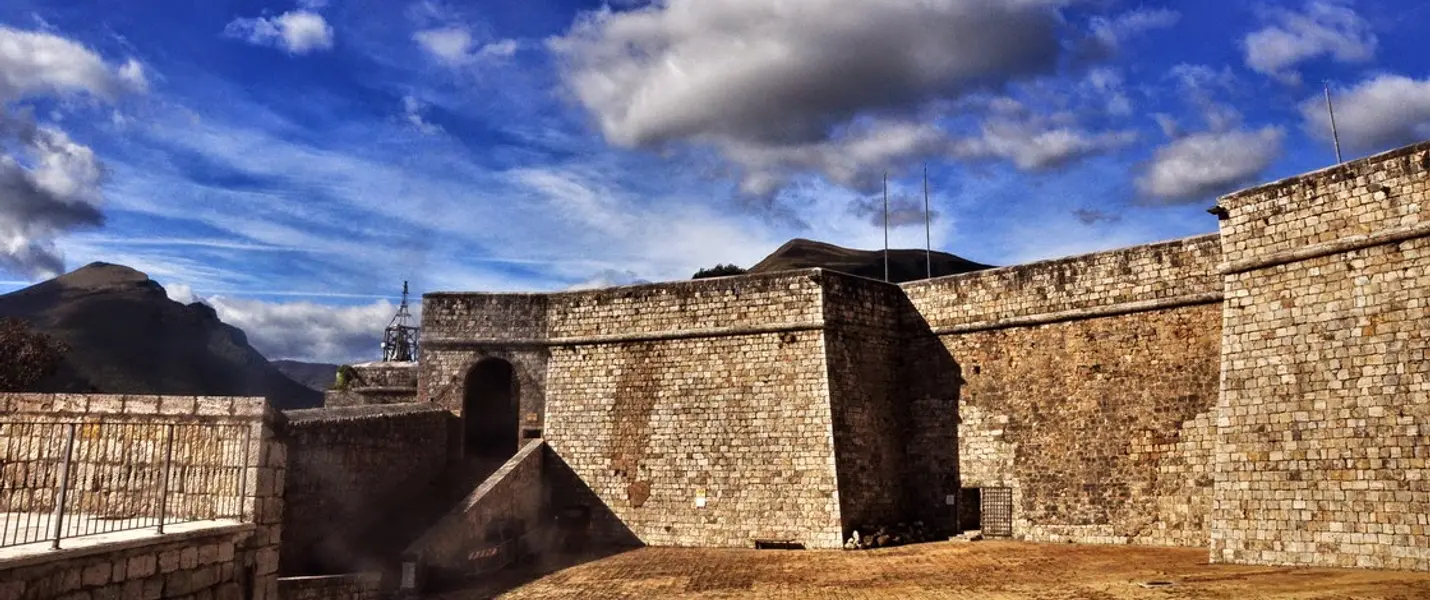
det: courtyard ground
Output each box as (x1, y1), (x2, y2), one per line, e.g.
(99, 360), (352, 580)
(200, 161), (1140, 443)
(433, 540), (1430, 600)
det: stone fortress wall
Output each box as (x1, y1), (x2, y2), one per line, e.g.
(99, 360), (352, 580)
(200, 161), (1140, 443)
(901, 235), (1225, 547)
(1212, 142), (1430, 570)
(412, 140), (1430, 571)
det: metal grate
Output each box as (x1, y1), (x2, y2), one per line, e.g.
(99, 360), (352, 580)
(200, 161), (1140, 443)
(980, 487), (1013, 537)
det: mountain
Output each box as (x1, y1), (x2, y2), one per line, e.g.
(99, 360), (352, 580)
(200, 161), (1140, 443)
(748, 238), (993, 283)
(272, 360), (339, 392)
(0, 263), (322, 410)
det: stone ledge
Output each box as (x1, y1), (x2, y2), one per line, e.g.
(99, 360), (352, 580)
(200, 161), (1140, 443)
(0, 522), (254, 572)
(924, 292), (1224, 335)
(425, 321), (828, 348)
(1220, 219), (1430, 275)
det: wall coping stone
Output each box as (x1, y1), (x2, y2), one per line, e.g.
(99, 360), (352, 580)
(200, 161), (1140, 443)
(426, 268), (825, 299)
(284, 402), (448, 425)
(0, 523), (254, 572)
(425, 321), (828, 349)
(900, 233), (1220, 291)
(1219, 140), (1430, 206)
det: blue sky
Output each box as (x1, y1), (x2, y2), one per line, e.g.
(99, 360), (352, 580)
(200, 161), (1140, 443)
(2, 0), (1429, 362)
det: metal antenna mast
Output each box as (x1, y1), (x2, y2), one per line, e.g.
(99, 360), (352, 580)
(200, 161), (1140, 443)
(381, 281), (419, 362)
(883, 172), (890, 283)
(924, 164), (932, 280)
(1324, 81), (1343, 164)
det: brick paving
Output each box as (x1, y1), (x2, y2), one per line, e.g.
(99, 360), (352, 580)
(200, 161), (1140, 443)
(435, 541), (1430, 599)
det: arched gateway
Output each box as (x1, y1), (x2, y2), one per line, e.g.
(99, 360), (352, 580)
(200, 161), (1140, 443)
(462, 358), (520, 460)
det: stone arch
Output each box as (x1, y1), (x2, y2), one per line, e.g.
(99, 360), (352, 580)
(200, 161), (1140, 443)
(463, 357), (520, 459)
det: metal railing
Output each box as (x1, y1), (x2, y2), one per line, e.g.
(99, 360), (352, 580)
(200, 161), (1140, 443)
(0, 420), (251, 550)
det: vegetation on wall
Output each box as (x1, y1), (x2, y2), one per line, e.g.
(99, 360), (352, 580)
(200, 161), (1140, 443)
(692, 264), (748, 279)
(0, 317), (69, 392)
(332, 364), (358, 390)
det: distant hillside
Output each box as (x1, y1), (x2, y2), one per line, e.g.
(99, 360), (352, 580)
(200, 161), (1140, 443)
(0, 263), (322, 409)
(748, 238), (992, 283)
(273, 360), (338, 392)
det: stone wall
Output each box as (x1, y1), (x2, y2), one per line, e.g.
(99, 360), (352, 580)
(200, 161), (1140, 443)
(405, 439), (545, 587)
(1211, 142), (1430, 570)
(325, 363), (419, 407)
(0, 524), (257, 600)
(0, 394), (287, 599)
(277, 572), (381, 600)
(900, 236), (1224, 546)
(279, 403), (451, 575)
(543, 272), (840, 549)
(820, 271), (909, 534)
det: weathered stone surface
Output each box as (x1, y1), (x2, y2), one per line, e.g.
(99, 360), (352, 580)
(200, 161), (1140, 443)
(1212, 141), (1430, 571)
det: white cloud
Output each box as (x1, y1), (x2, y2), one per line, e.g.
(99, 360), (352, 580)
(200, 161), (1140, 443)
(402, 95), (443, 134)
(1137, 127), (1285, 202)
(953, 110), (1137, 171)
(1304, 74), (1430, 154)
(194, 293), (408, 363)
(413, 26), (517, 66)
(225, 10), (334, 54)
(0, 26), (146, 101)
(566, 269), (648, 290)
(1086, 7), (1180, 58)
(549, 0), (1072, 196)
(0, 27), (145, 278)
(1243, 0), (1376, 84)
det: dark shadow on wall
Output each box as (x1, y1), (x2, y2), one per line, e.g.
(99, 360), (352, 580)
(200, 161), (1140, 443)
(896, 294), (965, 536)
(423, 446), (642, 597)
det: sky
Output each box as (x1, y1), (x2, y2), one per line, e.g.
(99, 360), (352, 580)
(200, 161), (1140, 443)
(1, 0), (1429, 364)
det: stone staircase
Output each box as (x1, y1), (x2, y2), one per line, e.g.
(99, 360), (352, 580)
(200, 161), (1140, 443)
(356, 457), (507, 588)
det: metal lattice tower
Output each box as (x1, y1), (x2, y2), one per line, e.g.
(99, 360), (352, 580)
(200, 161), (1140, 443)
(381, 281), (419, 362)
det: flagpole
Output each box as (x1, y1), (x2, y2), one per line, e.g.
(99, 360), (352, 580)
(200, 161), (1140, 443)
(1324, 81), (1343, 164)
(883, 172), (890, 282)
(924, 164), (932, 280)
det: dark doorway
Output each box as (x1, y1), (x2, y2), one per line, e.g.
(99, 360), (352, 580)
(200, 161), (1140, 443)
(463, 359), (519, 459)
(957, 488), (982, 532)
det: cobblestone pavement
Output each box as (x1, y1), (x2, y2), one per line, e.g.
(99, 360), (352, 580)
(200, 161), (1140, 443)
(434, 541), (1430, 599)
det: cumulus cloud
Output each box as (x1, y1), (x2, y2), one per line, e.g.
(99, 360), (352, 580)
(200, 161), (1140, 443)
(549, 0), (1073, 196)
(193, 294), (409, 363)
(1136, 127), (1285, 202)
(1303, 75), (1430, 154)
(413, 26), (517, 66)
(952, 110), (1138, 171)
(1243, 0), (1376, 84)
(0, 26), (147, 100)
(0, 27), (144, 277)
(225, 10), (334, 54)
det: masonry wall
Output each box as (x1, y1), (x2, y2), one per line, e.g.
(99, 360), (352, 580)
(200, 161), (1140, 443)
(1212, 142), (1430, 570)
(0, 394), (287, 600)
(420, 294), (550, 437)
(325, 363), (419, 407)
(533, 272), (843, 549)
(901, 235), (1224, 546)
(407, 439), (546, 584)
(280, 404), (451, 575)
(0, 525), (257, 600)
(820, 272), (908, 535)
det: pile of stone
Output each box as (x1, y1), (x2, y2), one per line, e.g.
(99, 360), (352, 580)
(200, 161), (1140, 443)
(843, 522), (939, 550)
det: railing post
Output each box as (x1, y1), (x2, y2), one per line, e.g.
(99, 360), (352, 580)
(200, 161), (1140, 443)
(50, 423), (78, 550)
(157, 424), (175, 534)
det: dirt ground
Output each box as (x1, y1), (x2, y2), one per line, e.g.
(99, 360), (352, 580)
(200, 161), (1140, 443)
(434, 541), (1430, 600)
